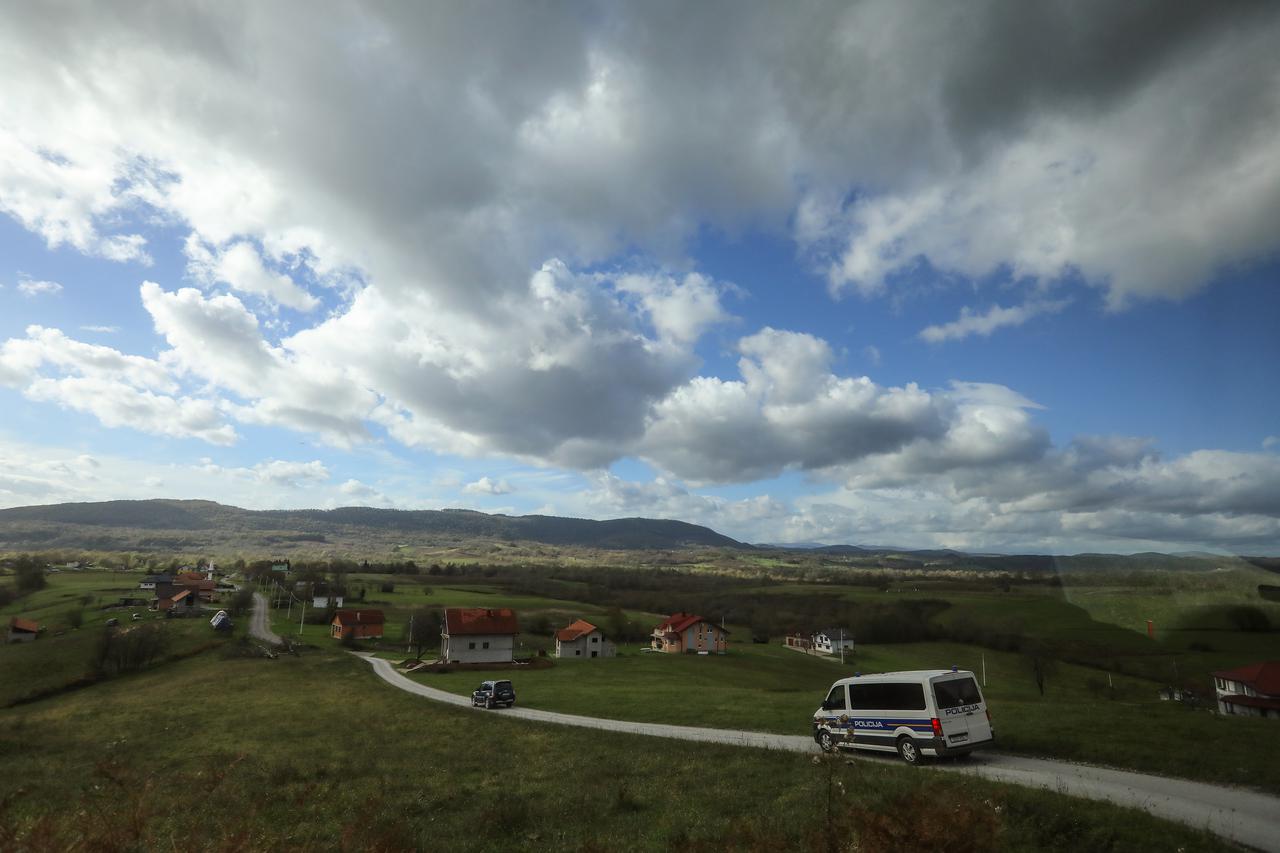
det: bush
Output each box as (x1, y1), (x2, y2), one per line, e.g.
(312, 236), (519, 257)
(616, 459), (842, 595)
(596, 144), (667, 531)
(90, 624), (171, 676)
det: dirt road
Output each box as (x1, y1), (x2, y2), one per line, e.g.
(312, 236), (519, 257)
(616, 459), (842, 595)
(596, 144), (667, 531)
(249, 592), (283, 645)
(356, 653), (1280, 851)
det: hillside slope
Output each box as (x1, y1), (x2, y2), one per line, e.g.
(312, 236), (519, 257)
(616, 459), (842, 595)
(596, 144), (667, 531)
(0, 499), (745, 552)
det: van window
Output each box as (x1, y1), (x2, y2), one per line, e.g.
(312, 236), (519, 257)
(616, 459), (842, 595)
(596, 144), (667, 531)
(824, 685), (847, 710)
(934, 677), (982, 709)
(849, 682), (926, 710)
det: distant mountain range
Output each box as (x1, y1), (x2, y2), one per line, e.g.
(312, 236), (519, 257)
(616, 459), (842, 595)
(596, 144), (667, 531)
(0, 499), (745, 553)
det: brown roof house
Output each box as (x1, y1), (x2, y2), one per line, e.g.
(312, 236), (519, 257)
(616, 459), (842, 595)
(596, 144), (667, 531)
(441, 607), (519, 664)
(651, 613), (728, 654)
(7, 616), (39, 643)
(1213, 661), (1280, 719)
(331, 609), (385, 640)
(156, 588), (196, 614)
(554, 619), (616, 659)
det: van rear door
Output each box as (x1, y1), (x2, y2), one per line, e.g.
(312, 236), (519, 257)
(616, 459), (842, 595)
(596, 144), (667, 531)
(931, 674), (990, 746)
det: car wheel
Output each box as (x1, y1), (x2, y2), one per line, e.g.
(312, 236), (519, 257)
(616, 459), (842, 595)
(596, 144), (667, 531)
(817, 729), (836, 753)
(896, 736), (922, 765)
(485, 697), (494, 709)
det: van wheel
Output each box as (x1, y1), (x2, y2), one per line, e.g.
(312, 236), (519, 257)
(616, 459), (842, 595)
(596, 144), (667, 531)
(896, 736), (922, 765)
(485, 698), (494, 709)
(818, 729), (836, 753)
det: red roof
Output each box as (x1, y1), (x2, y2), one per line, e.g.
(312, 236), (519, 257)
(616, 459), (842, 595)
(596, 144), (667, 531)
(443, 607), (519, 636)
(1213, 661), (1280, 696)
(333, 609), (385, 626)
(654, 612), (729, 635)
(1219, 693), (1280, 712)
(169, 589), (191, 602)
(9, 616), (38, 633)
(555, 619), (598, 642)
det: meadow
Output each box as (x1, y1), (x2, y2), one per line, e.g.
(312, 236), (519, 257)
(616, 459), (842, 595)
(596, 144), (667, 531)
(0, 643), (1231, 852)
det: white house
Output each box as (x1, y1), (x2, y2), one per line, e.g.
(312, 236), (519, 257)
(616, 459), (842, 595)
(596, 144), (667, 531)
(813, 628), (854, 655)
(1212, 661), (1280, 719)
(139, 574), (173, 591)
(441, 607), (519, 664)
(313, 595), (345, 608)
(554, 619), (616, 659)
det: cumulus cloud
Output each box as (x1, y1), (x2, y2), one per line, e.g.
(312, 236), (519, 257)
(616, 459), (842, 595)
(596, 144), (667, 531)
(186, 238), (320, 311)
(463, 476), (513, 496)
(920, 299), (1070, 343)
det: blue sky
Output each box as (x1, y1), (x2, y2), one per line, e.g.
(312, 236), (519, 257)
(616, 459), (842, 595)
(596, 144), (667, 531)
(2, 2), (1279, 554)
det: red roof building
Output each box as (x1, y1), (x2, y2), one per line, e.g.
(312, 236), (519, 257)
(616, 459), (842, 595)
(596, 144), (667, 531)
(554, 619), (616, 659)
(651, 612), (728, 655)
(331, 609), (385, 640)
(1213, 661), (1280, 719)
(7, 616), (39, 643)
(441, 607), (519, 663)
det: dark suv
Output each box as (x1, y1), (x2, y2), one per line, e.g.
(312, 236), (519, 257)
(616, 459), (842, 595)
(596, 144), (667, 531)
(471, 680), (516, 709)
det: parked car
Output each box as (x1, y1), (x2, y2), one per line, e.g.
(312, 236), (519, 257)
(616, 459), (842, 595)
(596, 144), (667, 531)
(471, 680), (516, 709)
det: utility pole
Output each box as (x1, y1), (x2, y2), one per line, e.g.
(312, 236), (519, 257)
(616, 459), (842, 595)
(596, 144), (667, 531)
(840, 629), (845, 666)
(298, 599), (306, 636)
(407, 613), (415, 655)
(982, 653), (987, 687)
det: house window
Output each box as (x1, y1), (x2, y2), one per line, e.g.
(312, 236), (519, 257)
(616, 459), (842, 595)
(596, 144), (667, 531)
(482, 641), (490, 649)
(591, 636), (598, 643)
(575, 650), (580, 656)
(468, 642), (476, 650)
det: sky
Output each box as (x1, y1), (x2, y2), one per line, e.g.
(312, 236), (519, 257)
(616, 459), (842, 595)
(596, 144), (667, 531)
(1, 1), (1279, 554)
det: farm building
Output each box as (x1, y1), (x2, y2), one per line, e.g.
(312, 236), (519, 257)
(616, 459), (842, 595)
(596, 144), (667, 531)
(441, 607), (519, 664)
(156, 588), (195, 613)
(554, 619), (616, 659)
(784, 632), (813, 651)
(651, 613), (728, 654)
(331, 609), (385, 640)
(313, 594), (345, 608)
(1213, 661), (1280, 719)
(814, 628), (854, 655)
(139, 574), (173, 590)
(7, 616), (39, 643)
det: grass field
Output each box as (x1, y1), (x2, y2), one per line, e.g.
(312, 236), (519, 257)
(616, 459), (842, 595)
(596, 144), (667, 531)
(0, 647), (1232, 851)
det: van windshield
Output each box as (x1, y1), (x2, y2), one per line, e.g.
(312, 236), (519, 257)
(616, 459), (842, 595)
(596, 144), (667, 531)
(933, 677), (982, 709)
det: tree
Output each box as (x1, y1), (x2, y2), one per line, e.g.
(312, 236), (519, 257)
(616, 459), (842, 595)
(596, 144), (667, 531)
(1025, 647), (1059, 696)
(14, 554), (46, 593)
(66, 607), (84, 629)
(401, 607), (441, 659)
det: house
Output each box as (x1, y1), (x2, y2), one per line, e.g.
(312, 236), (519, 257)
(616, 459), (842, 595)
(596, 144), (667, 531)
(651, 613), (729, 654)
(156, 588), (195, 613)
(139, 574), (174, 591)
(441, 607), (519, 663)
(7, 616), (39, 643)
(814, 628), (854, 655)
(784, 632), (814, 651)
(554, 619), (616, 659)
(313, 594), (345, 608)
(331, 609), (385, 640)
(1212, 661), (1280, 719)
(271, 561), (291, 575)
(176, 577), (218, 602)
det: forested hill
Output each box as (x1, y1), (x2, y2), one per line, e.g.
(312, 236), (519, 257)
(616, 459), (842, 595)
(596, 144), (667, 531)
(0, 500), (746, 553)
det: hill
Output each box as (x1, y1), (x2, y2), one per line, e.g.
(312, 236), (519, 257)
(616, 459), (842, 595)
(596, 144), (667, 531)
(0, 499), (746, 553)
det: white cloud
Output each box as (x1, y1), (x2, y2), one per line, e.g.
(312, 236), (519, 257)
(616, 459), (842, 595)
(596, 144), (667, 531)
(251, 459), (329, 488)
(1264, 436), (1279, 451)
(16, 278), (63, 296)
(463, 476), (513, 496)
(186, 238), (320, 312)
(80, 325), (119, 334)
(920, 299), (1070, 343)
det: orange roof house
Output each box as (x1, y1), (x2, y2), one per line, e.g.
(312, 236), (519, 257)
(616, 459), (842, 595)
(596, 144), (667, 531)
(554, 618), (615, 659)
(651, 612), (729, 655)
(1213, 661), (1280, 719)
(331, 609), (385, 640)
(156, 588), (194, 612)
(441, 607), (519, 663)
(8, 616), (39, 643)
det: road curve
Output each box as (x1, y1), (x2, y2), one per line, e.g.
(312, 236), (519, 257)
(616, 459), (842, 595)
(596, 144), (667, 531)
(249, 592), (283, 644)
(355, 653), (1280, 852)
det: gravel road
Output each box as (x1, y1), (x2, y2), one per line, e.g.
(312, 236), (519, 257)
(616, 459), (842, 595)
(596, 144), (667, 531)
(249, 592), (283, 645)
(356, 653), (1280, 851)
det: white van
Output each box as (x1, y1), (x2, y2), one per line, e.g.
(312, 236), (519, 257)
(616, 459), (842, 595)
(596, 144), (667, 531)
(812, 669), (994, 764)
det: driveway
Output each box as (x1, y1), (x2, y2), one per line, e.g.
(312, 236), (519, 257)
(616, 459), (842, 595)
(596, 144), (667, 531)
(356, 653), (1280, 852)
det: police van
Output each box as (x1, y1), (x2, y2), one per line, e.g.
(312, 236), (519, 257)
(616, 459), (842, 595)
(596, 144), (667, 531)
(812, 668), (993, 764)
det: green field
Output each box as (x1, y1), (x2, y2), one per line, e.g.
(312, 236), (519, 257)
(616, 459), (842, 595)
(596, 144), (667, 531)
(0, 645), (1231, 851)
